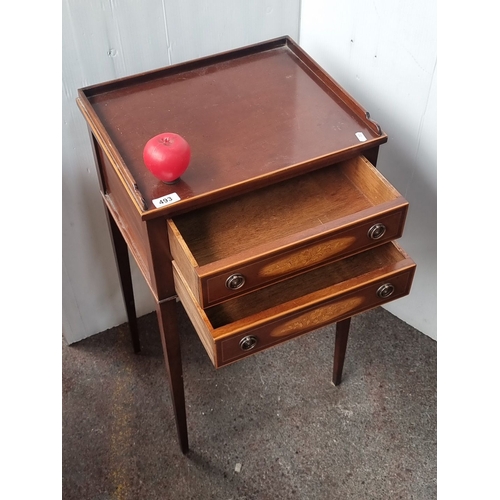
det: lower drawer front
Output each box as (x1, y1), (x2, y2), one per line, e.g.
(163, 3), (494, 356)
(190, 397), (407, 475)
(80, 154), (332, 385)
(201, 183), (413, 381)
(217, 271), (413, 366)
(173, 242), (416, 368)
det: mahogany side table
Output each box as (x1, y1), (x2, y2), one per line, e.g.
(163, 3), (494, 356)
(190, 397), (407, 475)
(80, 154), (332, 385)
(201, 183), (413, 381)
(77, 37), (415, 454)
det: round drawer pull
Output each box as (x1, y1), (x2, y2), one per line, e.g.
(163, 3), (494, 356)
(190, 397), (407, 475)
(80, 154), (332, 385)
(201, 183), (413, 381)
(377, 283), (395, 299)
(239, 335), (258, 351)
(225, 273), (246, 290)
(367, 223), (387, 240)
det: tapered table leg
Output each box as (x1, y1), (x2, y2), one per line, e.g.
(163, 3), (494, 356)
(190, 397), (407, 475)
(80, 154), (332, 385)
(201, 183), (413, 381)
(332, 317), (351, 386)
(156, 298), (189, 454)
(105, 206), (141, 353)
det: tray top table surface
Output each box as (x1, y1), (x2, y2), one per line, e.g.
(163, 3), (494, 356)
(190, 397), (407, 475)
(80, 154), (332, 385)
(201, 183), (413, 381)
(78, 37), (386, 217)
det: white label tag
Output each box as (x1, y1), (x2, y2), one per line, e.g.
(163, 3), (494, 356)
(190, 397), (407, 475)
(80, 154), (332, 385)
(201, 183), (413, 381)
(152, 192), (181, 208)
(355, 132), (367, 142)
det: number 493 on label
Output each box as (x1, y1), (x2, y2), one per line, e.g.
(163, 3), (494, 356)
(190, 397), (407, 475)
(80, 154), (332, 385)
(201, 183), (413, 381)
(152, 192), (181, 209)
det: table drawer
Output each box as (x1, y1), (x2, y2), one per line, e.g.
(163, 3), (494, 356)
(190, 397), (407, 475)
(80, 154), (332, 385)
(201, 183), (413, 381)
(168, 155), (409, 308)
(173, 242), (416, 368)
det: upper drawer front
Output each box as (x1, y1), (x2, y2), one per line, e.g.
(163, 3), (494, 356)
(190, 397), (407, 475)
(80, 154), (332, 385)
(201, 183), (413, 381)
(168, 155), (408, 308)
(173, 242), (416, 369)
(202, 209), (406, 306)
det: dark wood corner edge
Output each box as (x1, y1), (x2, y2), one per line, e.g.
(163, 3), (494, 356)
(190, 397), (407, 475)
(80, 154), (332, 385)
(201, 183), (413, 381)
(76, 94), (148, 214)
(284, 41), (385, 138)
(77, 37), (292, 98)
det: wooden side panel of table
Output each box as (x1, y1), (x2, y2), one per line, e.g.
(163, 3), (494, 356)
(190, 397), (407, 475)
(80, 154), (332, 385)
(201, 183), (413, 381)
(88, 131), (189, 453)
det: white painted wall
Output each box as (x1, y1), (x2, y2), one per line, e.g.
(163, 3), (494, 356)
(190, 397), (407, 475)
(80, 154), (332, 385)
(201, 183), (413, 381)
(300, 0), (437, 339)
(63, 0), (436, 344)
(62, 0), (300, 344)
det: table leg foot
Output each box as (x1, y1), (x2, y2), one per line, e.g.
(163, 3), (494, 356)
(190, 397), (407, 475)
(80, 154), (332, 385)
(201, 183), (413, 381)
(156, 299), (189, 454)
(105, 206), (141, 353)
(332, 317), (351, 386)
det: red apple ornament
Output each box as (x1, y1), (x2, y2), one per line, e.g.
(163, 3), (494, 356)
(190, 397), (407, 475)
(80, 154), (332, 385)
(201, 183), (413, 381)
(143, 132), (191, 184)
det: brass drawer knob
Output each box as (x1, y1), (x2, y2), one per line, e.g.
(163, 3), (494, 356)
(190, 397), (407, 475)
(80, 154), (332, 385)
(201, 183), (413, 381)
(368, 223), (386, 240)
(239, 335), (258, 351)
(377, 283), (395, 299)
(226, 273), (246, 290)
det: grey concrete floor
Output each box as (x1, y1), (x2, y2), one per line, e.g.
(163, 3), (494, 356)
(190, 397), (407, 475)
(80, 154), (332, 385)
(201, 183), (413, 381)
(62, 304), (436, 500)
